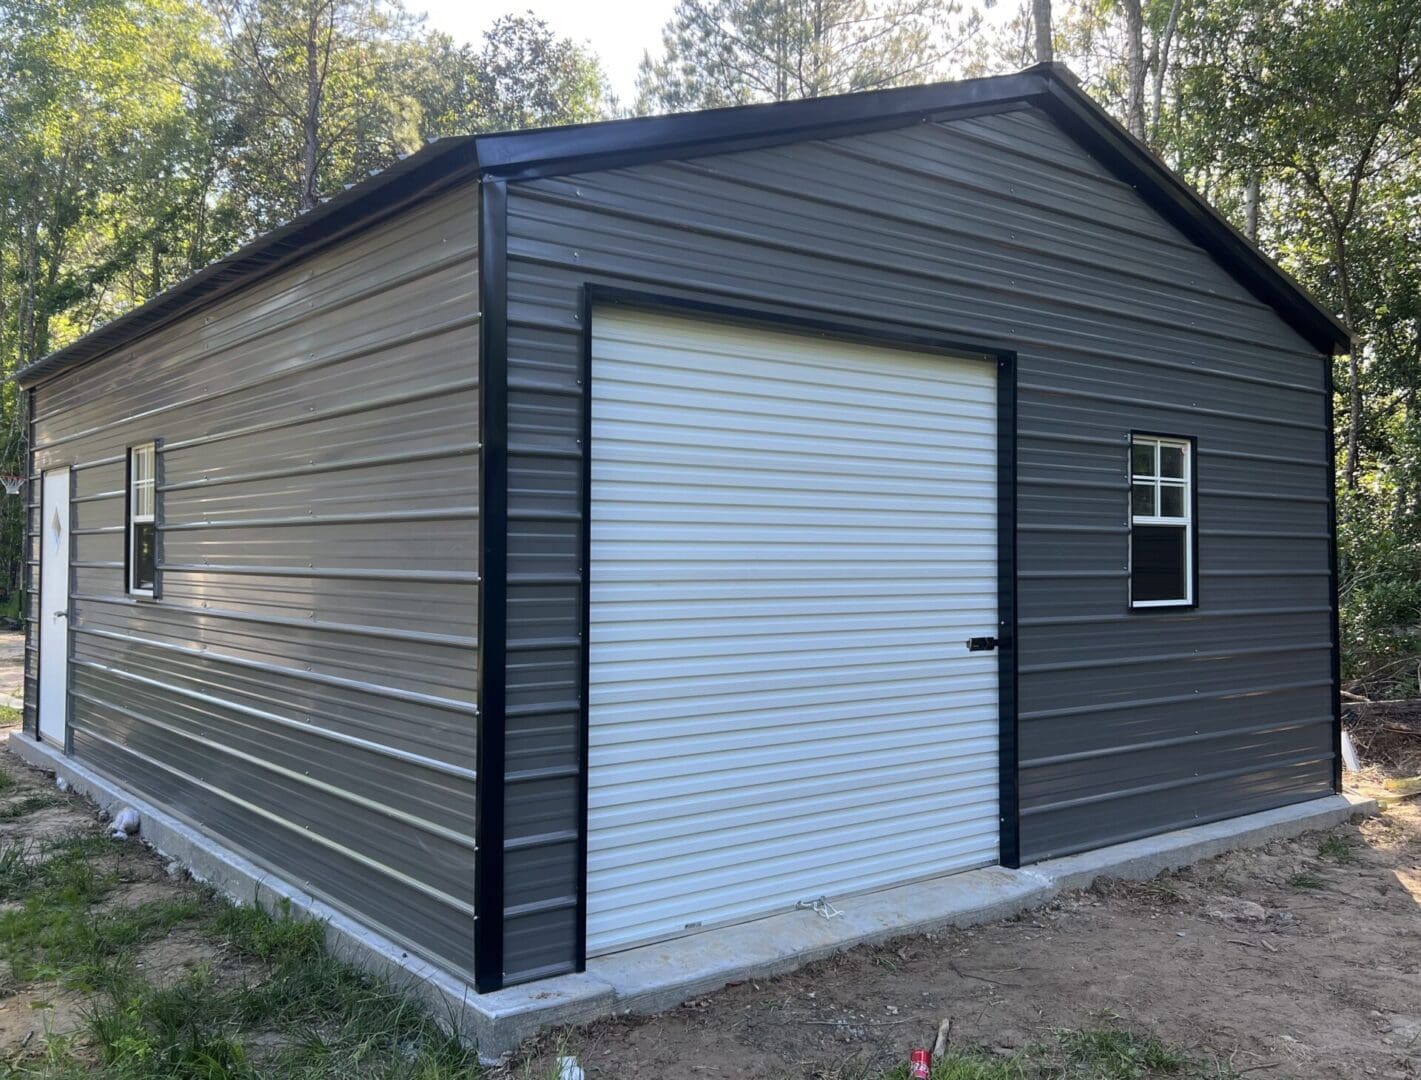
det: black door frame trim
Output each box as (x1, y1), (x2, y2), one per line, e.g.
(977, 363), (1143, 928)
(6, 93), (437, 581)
(474, 179), (510, 994)
(574, 284), (1023, 969)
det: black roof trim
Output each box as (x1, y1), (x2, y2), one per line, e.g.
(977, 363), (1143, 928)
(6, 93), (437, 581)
(19, 64), (1348, 387)
(1027, 67), (1351, 356)
(472, 70), (1041, 181)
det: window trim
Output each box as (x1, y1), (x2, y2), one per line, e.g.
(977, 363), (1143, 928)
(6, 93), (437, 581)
(1128, 432), (1197, 610)
(126, 442), (157, 599)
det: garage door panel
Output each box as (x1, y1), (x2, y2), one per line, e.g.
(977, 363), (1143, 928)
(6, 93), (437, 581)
(592, 665), (999, 716)
(593, 688), (1000, 747)
(591, 829), (998, 942)
(599, 333), (997, 401)
(592, 799), (999, 892)
(596, 448), (996, 485)
(587, 309), (1000, 955)
(592, 770), (1000, 855)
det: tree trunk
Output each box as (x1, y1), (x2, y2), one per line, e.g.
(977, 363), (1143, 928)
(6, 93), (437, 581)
(1334, 228), (1361, 490)
(1032, 0), (1053, 64)
(1149, 0), (1183, 135)
(300, 3), (322, 213)
(1243, 173), (1260, 240)
(1123, 0), (1147, 139)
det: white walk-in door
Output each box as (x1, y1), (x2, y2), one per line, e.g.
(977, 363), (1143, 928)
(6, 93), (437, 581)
(586, 309), (1000, 955)
(38, 468), (71, 746)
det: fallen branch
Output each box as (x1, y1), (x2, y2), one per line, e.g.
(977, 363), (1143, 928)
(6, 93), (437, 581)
(932, 1017), (953, 1058)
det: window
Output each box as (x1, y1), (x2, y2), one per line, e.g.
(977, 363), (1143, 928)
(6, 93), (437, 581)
(1130, 435), (1193, 608)
(128, 443), (156, 597)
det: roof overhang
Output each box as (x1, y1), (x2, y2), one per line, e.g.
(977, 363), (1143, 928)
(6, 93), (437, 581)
(17, 64), (1349, 389)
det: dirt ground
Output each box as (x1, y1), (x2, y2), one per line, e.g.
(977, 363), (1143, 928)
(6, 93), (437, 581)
(0, 650), (1417, 1077)
(505, 774), (1421, 1079)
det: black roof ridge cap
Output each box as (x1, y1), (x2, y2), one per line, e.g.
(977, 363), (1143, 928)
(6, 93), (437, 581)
(471, 69), (1049, 174)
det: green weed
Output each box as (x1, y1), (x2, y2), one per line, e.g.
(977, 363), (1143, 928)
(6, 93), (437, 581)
(1288, 872), (1325, 889)
(1316, 836), (1360, 864)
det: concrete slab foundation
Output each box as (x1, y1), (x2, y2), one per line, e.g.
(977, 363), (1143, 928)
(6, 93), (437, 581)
(7, 731), (1376, 1062)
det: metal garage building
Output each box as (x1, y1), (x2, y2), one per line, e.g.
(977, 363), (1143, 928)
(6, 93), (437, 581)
(15, 63), (1349, 1000)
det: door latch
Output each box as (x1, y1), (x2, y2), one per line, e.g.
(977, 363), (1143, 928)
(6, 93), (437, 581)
(966, 636), (999, 652)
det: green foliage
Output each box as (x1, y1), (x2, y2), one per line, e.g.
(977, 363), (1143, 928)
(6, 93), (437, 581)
(1316, 835), (1360, 864)
(1287, 872), (1324, 889)
(635, 0), (982, 112)
(0, 791), (481, 1078)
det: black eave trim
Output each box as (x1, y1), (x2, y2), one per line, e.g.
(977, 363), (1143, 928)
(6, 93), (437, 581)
(576, 284), (1024, 903)
(1325, 360), (1343, 792)
(474, 179), (509, 994)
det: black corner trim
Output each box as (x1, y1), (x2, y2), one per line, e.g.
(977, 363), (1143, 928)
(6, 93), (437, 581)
(1325, 361), (1343, 792)
(575, 284), (1024, 889)
(474, 179), (510, 994)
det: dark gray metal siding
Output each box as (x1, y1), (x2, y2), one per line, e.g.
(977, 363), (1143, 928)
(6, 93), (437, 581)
(499, 106), (1333, 978)
(25, 186), (481, 979)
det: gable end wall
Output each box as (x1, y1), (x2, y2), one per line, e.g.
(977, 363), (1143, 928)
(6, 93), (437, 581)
(493, 106), (1335, 984)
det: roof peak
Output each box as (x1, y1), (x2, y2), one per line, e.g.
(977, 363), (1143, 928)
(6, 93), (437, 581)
(18, 64), (1347, 387)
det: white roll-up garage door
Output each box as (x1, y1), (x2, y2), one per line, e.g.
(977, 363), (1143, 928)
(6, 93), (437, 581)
(587, 308), (1000, 956)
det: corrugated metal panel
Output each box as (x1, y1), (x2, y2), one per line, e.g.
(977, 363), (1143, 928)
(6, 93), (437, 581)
(25, 184), (480, 979)
(584, 310), (999, 954)
(500, 103), (1333, 975)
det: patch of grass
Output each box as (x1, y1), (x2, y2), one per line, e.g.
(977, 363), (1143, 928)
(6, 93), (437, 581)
(1057, 1028), (1186, 1077)
(1316, 836), (1360, 864)
(0, 768), (18, 794)
(1288, 872), (1325, 889)
(0, 794), (61, 820)
(0, 706), (22, 729)
(0, 783), (484, 1077)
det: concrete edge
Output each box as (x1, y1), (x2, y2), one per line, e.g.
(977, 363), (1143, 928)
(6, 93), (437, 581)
(1026, 793), (1378, 894)
(5, 731), (1380, 1062)
(4, 732), (613, 1062)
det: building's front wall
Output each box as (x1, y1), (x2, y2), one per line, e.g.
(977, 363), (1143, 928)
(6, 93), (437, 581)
(495, 106), (1334, 982)
(24, 185), (481, 979)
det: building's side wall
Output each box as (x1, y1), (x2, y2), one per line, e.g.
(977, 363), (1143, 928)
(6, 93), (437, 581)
(26, 185), (481, 979)
(499, 107), (1334, 980)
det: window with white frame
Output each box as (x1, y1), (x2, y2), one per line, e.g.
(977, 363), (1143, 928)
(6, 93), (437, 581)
(128, 443), (156, 596)
(1130, 435), (1192, 607)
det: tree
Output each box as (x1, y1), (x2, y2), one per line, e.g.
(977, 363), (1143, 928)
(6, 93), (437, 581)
(635, 0), (982, 112)
(474, 15), (608, 129)
(1033, 0), (1053, 62)
(1169, 0), (1421, 490)
(211, 0), (424, 220)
